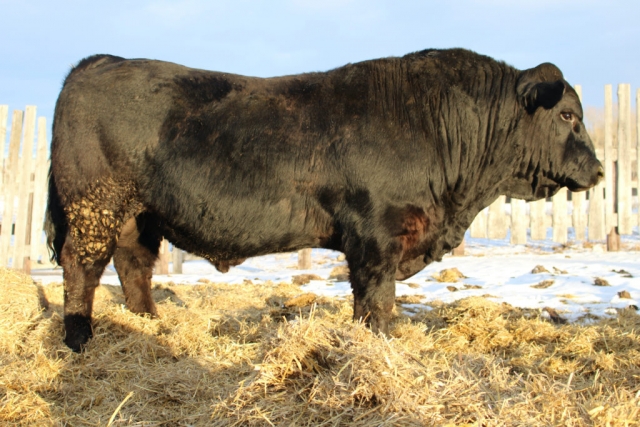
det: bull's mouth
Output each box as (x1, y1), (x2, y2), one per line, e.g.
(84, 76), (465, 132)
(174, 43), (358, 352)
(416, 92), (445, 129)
(556, 166), (605, 193)
(556, 177), (590, 192)
(566, 183), (594, 192)
(552, 178), (593, 193)
(501, 164), (604, 201)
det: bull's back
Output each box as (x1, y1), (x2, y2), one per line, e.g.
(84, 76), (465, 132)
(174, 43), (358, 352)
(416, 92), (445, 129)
(52, 56), (339, 255)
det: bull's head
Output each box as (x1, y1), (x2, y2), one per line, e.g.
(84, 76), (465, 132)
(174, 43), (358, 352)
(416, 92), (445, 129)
(500, 63), (604, 201)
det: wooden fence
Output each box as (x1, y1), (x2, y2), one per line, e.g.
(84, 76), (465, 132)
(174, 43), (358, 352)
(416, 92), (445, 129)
(0, 106), (49, 271)
(1, 85), (638, 272)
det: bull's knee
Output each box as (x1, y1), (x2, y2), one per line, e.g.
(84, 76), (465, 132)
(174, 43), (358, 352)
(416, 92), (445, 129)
(114, 247), (157, 316)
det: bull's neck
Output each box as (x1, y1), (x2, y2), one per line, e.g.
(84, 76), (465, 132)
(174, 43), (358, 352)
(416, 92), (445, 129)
(393, 60), (521, 212)
(339, 58), (522, 217)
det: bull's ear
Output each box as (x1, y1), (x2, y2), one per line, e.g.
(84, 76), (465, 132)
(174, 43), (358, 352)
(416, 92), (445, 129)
(517, 63), (565, 114)
(519, 80), (565, 114)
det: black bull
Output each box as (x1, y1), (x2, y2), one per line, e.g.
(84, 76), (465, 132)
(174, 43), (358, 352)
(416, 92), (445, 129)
(45, 48), (603, 351)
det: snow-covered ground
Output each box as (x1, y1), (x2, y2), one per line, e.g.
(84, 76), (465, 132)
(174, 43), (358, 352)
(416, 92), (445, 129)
(31, 230), (640, 323)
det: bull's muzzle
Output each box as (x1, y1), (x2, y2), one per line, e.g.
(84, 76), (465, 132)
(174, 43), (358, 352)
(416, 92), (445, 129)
(569, 161), (604, 192)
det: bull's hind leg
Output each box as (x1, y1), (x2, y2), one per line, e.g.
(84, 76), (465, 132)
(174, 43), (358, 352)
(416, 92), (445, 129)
(61, 179), (141, 351)
(113, 215), (161, 316)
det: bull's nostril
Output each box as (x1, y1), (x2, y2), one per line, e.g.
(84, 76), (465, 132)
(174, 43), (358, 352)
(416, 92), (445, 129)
(597, 166), (604, 179)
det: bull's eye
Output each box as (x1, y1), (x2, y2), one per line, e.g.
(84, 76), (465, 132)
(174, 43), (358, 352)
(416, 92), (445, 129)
(560, 112), (573, 122)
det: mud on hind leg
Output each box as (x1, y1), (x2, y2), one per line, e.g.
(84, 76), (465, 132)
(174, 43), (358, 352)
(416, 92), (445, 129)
(113, 215), (161, 316)
(61, 178), (141, 351)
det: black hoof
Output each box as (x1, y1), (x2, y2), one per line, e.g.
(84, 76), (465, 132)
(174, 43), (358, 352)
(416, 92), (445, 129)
(369, 316), (390, 338)
(64, 314), (93, 352)
(355, 309), (391, 338)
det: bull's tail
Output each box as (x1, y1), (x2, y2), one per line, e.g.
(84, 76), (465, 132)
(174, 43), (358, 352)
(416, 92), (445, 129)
(44, 166), (67, 265)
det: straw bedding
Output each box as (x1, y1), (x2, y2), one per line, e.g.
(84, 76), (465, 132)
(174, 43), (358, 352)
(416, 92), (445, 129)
(0, 267), (638, 426)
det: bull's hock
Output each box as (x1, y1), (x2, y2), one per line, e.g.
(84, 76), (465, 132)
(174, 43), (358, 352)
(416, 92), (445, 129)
(46, 48), (602, 351)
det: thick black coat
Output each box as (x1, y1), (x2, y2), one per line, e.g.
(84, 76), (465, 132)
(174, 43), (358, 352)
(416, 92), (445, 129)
(46, 48), (603, 351)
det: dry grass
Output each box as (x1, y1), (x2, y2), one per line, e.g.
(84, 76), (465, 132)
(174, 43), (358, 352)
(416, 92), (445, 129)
(1, 267), (639, 426)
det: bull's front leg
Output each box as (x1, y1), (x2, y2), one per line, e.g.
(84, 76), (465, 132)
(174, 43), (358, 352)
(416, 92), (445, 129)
(343, 233), (402, 337)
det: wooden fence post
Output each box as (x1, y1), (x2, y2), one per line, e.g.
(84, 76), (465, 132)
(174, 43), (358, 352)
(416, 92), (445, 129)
(607, 226), (621, 251)
(530, 198), (546, 240)
(572, 85), (587, 241)
(552, 188), (568, 244)
(172, 247), (183, 274)
(298, 248), (312, 269)
(487, 196), (508, 239)
(587, 84), (612, 243)
(603, 85), (615, 239)
(469, 208), (487, 238)
(156, 239), (170, 274)
(510, 198), (527, 245)
(14, 106), (37, 272)
(572, 193), (587, 241)
(588, 185), (605, 242)
(637, 88), (640, 235)
(29, 117), (49, 264)
(0, 110), (24, 267)
(616, 84), (632, 235)
(0, 105), (8, 187)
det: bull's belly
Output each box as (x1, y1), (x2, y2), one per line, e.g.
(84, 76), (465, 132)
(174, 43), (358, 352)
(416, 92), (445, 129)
(161, 224), (321, 260)
(153, 201), (336, 261)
